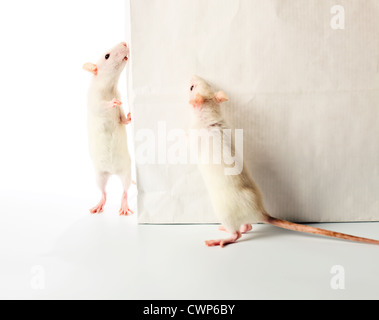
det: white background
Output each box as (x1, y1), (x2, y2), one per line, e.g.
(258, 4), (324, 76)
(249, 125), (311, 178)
(0, 0), (379, 300)
(0, 0), (131, 204)
(0, 0), (136, 299)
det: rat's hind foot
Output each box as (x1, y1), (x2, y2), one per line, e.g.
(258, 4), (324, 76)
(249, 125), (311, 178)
(119, 192), (134, 216)
(240, 224), (253, 234)
(119, 205), (134, 216)
(205, 232), (242, 248)
(90, 193), (106, 214)
(218, 225), (228, 232)
(218, 224), (252, 234)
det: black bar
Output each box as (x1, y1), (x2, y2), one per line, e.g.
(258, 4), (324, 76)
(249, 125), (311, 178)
(130, 301), (247, 318)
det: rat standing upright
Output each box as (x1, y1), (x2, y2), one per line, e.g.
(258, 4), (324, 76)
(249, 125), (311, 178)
(189, 75), (379, 247)
(83, 42), (133, 216)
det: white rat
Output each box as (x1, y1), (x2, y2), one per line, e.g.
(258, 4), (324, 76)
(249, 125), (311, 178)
(189, 75), (379, 247)
(83, 42), (133, 216)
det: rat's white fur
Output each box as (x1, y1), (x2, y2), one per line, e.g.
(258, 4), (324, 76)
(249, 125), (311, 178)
(86, 43), (131, 202)
(190, 76), (269, 233)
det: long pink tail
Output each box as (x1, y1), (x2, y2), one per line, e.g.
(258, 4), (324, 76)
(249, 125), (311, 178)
(265, 217), (379, 245)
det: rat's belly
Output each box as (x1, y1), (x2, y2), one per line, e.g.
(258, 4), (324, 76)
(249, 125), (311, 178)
(88, 121), (131, 174)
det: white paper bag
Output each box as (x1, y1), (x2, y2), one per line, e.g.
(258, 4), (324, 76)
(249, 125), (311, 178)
(127, 0), (379, 223)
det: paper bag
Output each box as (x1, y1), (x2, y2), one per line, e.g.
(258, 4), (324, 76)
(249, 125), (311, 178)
(127, 0), (379, 223)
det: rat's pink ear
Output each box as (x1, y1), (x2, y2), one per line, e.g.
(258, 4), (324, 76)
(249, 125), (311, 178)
(190, 93), (205, 108)
(214, 91), (229, 104)
(83, 63), (98, 75)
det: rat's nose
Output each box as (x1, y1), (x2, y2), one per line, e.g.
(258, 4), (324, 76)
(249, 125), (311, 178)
(122, 42), (127, 47)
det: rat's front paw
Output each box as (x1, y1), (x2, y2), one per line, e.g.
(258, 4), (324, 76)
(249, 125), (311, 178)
(109, 98), (122, 108)
(126, 112), (132, 124)
(121, 112), (132, 125)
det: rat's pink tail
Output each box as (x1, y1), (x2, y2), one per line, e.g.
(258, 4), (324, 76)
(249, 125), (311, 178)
(265, 216), (379, 245)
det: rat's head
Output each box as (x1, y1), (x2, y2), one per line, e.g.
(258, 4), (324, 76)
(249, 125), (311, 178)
(189, 75), (229, 108)
(83, 42), (129, 79)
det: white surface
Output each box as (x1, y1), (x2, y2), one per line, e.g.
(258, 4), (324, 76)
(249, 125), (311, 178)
(129, 0), (379, 223)
(1, 192), (379, 300)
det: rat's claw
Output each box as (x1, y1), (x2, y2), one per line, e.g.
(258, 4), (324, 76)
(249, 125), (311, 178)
(119, 192), (133, 216)
(205, 240), (222, 247)
(119, 205), (134, 216)
(205, 232), (242, 248)
(90, 205), (104, 214)
(90, 194), (106, 214)
(119, 207), (134, 216)
(205, 239), (229, 248)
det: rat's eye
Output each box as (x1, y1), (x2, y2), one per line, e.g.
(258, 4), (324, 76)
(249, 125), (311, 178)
(190, 85), (194, 91)
(105, 54), (110, 60)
